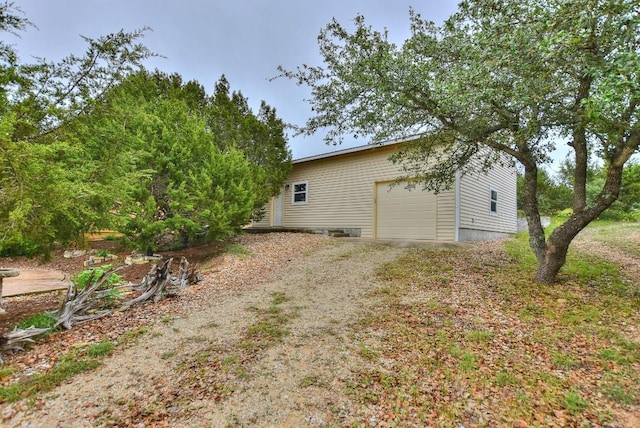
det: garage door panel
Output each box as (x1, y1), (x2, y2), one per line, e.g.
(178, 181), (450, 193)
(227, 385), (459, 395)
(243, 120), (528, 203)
(376, 182), (436, 240)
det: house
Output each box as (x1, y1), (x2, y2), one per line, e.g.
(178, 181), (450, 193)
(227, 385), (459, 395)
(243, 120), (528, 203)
(249, 139), (517, 241)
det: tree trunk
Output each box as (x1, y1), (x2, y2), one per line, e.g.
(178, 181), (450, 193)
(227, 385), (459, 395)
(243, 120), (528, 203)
(534, 165), (624, 284)
(521, 164), (547, 265)
(535, 233), (571, 285)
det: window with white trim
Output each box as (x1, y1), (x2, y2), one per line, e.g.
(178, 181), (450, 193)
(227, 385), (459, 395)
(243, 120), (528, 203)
(490, 188), (498, 214)
(292, 181), (308, 205)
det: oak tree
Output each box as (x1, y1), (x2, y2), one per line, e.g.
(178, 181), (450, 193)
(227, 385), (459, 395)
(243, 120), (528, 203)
(280, 0), (640, 284)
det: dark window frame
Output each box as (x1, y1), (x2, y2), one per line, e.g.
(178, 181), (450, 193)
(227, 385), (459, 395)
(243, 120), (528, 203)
(292, 180), (308, 205)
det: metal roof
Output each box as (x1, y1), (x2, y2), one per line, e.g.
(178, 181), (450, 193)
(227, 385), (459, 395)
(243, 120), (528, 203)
(292, 139), (403, 164)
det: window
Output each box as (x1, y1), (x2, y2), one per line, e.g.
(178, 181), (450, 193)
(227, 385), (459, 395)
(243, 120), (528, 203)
(292, 181), (308, 205)
(490, 189), (498, 214)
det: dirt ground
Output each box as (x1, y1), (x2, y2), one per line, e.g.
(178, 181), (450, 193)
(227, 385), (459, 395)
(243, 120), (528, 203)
(0, 239), (228, 334)
(2, 232), (364, 426)
(0, 231), (638, 427)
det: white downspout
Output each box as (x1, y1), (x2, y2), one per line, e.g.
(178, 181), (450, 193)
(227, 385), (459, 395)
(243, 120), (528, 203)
(455, 170), (461, 242)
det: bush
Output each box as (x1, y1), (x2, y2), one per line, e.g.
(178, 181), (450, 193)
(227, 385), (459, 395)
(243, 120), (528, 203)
(73, 265), (123, 290)
(0, 240), (41, 258)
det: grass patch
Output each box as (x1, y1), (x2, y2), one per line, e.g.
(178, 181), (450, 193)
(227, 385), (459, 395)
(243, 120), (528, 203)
(160, 351), (176, 360)
(601, 381), (636, 405)
(0, 343), (113, 403)
(270, 291), (289, 305)
(0, 366), (17, 381)
(118, 326), (148, 347)
(85, 341), (115, 357)
(580, 220), (640, 257)
(551, 350), (581, 370)
(246, 319), (289, 340)
(348, 220), (640, 426)
(564, 389), (589, 414)
(562, 305), (602, 325)
(495, 371), (518, 387)
(458, 351), (477, 373)
(599, 348), (634, 365)
(465, 330), (493, 343)
(224, 244), (252, 257)
(16, 312), (58, 331)
(243, 292), (297, 351)
(358, 344), (379, 361)
(170, 292), (299, 404)
(299, 375), (321, 388)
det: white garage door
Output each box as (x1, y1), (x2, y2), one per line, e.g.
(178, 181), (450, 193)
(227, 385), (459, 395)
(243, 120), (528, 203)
(376, 182), (436, 240)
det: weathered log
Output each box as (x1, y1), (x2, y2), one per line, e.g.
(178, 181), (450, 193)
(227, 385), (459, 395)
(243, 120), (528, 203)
(52, 256), (200, 325)
(0, 326), (51, 362)
(1, 326), (50, 349)
(1, 257), (201, 361)
(187, 263), (201, 284)
(175, 257), (200, 287)
(123, 259), (173, 306)
(123, 256), (200, 306)
(177, 257), (190, 288)
(51, 266), (124, 329)
(131, 263), (159, 291)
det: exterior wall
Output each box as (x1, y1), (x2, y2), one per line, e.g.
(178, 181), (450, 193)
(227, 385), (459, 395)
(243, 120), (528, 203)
(251, 204), (273, 227)
(283, 145), (397, 238)
(277, 145), (456, 240)
(437, 192), (457, 241)
(375, 180), (437, 240)
(249, 143), (516, 242)
(458, 153), (517, 240)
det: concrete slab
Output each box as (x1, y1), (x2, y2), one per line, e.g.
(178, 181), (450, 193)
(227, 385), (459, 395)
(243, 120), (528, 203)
(2, 270), (71, 297)
(338, 237), (471, 249)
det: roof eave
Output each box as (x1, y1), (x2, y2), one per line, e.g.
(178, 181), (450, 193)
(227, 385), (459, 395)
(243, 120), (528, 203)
(292, 137), (415, 164)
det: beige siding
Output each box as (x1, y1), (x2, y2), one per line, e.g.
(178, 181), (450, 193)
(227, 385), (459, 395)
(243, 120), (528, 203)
(250, 188), (284, 228)
(282, 145), (456, 240)
(248, 142), (516, 241)
(436, 190), (457, 241)
(459, 153), (517, 235)
(283, 146), (398, 237)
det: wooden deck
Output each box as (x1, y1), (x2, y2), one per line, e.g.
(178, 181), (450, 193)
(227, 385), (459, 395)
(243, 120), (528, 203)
(2, 270), (71, 297)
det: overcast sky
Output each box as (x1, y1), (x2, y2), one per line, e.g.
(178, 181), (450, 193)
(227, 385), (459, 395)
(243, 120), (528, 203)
(12, 0), (459, 159)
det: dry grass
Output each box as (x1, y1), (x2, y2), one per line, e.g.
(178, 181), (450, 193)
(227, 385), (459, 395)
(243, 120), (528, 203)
(346, 222), (640, 427)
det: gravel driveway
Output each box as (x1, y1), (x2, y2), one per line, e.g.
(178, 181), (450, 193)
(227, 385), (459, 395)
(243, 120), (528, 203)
(2, 234), (404, 427)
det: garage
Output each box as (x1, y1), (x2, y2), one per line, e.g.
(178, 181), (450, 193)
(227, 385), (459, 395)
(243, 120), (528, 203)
(250, 140), (516, 241)
(375, 181), (437, 240)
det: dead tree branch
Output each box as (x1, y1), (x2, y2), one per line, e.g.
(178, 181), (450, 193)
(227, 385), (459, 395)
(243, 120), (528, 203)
(51, 266), (125, 329)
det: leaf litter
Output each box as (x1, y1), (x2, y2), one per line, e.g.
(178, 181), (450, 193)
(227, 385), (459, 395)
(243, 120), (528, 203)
(0, 232), (638, 427)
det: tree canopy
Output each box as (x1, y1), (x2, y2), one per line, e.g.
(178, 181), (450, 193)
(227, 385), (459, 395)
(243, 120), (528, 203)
(0, 2), (155, 255)
(86, 70), (289, 251)
(0, 3), (291, 256)
(206, 76), (291, 218)
(280, 0), (640, 284)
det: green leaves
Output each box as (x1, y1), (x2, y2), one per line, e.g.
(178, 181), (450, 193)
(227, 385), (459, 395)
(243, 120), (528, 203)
(103, 71), (282, 251)
(0, 10), (157, 256)
(281, 0), (640, 283)
(0, 4), (290, 256)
